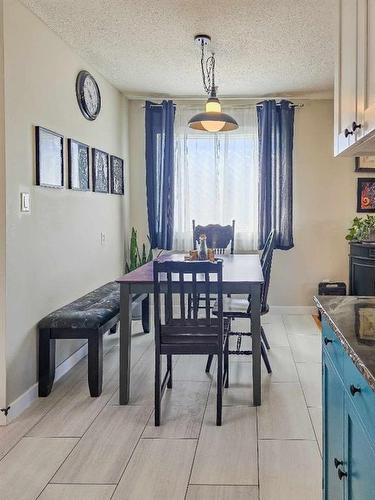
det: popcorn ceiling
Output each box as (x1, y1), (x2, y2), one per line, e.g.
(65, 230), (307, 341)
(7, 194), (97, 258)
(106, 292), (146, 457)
(21, 0), (336, 97)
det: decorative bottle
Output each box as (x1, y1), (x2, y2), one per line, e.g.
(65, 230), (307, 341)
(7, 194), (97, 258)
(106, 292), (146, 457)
(198, 234), (208, 260)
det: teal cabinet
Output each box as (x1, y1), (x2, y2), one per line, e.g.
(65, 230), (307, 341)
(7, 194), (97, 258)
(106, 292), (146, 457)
(322, 319), (375, 500)
(345, 394), (375, 500)
(323, 351), (344, 500)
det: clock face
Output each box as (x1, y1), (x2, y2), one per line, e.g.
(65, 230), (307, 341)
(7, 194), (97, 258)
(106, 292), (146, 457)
(76, 71), (101, 120)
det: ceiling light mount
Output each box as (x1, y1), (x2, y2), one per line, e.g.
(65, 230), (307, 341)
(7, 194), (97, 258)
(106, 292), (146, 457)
(194, 34), (211, 48)
(188, 35), (239, 133)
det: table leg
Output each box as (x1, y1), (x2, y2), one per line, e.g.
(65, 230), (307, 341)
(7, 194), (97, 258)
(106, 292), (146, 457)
(251, 283), (262, 406)
(119, 283), (132, 404)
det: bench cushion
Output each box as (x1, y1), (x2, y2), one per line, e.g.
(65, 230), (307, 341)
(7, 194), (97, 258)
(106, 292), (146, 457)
(38, 282), (120, 330)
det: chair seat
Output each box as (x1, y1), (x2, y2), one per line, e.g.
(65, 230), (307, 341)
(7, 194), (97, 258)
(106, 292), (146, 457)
(212, 297), (269, 317)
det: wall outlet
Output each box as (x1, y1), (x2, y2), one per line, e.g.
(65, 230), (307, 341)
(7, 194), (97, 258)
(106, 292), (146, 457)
(100, 232), (106, 245)
(20, 192), (30, 212)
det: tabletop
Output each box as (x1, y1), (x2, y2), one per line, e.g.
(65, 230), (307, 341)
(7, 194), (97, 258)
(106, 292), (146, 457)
(117, 253), (264, 285)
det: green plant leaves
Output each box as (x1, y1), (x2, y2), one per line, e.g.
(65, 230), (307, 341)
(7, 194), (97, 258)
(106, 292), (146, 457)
(346, 215), (375, 241)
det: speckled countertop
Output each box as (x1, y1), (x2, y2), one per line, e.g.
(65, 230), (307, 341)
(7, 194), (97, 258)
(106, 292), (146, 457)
(314, 295), (375, 392)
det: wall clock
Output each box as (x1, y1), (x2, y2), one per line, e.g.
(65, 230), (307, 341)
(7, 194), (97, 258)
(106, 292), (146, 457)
(76, 70), (101, 121)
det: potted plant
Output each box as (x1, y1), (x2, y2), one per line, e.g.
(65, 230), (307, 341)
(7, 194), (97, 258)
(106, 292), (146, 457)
(126, 227), (153, 319)
(346, 215), (375, 242)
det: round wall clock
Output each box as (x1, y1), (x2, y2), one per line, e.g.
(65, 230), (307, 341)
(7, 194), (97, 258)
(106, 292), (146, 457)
(76, 70), (101, 121)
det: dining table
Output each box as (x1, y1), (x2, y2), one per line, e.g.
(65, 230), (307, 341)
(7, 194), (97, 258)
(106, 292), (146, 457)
(116, 252), (264, 406)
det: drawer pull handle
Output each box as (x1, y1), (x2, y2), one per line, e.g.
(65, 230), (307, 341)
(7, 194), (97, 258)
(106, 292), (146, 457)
(350, 384), (361, 396)
(344, 128), (353, 137)
(334, 458), (343, 469)
(338, 468), (348, 480)
(324, 337), (333, 345)
(352, 121), (362, 132)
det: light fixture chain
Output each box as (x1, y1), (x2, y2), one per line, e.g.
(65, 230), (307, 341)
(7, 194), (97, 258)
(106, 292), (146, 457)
(200, 42), (215, 95)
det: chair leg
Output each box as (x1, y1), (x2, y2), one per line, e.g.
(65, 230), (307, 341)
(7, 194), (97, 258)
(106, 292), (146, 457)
(187, 294), (192, 319)
(155, 351), (161, 426)
(261, 342), (272, 374)
(216, 352), (223, 426)
(261, 326), (270, 350)
(224, 337), (229, 388)
(205, 354), (214, 373)
(88, 334), (103, 397)
(167, 354), (173, 388)
(38, 329), (55, 397)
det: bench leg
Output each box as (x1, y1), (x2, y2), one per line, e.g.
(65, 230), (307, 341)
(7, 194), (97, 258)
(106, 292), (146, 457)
(39, 329), (55, 397)
(142, 294), (150, 333)
(88, 334), (103, 397)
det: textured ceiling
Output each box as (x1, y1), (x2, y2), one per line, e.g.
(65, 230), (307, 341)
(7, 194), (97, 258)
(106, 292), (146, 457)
(21, 0), (336, 97)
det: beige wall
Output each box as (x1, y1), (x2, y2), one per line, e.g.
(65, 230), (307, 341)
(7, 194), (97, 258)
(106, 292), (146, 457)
(4, 0), (129, 403)
(0, 0), (6, 423)
(128, 99), (355, 306)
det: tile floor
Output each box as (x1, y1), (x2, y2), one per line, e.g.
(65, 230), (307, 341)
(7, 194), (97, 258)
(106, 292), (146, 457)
(0, 314), (322, 500)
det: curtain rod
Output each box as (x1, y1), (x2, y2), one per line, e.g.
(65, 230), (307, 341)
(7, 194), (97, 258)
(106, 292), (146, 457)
(142, 102), (304, 109)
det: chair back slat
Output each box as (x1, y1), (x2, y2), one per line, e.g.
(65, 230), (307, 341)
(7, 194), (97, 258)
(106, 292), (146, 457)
(179, 272), (186, 323)
(192, 220), (235, 254)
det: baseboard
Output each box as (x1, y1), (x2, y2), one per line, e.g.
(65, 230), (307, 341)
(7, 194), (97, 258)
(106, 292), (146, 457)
(269, 305), (316, 315)
(7, 342), (88, 422)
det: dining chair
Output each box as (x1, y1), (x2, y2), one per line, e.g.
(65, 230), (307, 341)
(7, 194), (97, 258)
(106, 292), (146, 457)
(192, 219), (235, 255)
(205, 230), (276, 374)
(153, 259), (229, 426)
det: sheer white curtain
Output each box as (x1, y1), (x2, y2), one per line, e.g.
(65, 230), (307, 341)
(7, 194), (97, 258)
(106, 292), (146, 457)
(173, 104), (259, 251)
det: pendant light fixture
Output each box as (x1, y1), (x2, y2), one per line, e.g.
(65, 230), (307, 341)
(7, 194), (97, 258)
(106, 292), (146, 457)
(188, 35), (238, 132)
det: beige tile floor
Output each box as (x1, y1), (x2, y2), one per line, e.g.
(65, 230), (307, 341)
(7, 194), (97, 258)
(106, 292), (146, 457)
(0, 314), (322, 500)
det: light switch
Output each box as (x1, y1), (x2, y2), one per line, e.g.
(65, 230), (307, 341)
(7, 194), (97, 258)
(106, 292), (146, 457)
(20, 192), (30, 212)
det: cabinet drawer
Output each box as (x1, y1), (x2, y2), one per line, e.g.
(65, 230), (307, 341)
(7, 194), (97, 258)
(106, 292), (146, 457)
(322, 320), (345, 375)
(343, 354), (375, 443)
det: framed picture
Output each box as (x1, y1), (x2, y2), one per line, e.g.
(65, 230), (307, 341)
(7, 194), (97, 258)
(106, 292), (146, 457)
(92, 148), (109, 193)
(357, 178), (375, 212)
(355, 156), (375, 172)
(110, 155), (124, 195)
(35, 126), (64, 188)
(68, 139), (90, 191)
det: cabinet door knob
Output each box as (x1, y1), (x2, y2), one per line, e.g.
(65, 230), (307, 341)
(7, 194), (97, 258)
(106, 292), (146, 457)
(324, 337), (333, 345)
(334, 458), (343, 469)
(350, 384), (361, 396)
(352, 121), (362, 132)
(337, 468), (348, 480)
(344, 128), (353, 137)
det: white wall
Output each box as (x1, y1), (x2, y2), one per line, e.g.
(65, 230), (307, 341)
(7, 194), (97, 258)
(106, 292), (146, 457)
(4, 0), (129, 403)
(128, 99), (356, 306)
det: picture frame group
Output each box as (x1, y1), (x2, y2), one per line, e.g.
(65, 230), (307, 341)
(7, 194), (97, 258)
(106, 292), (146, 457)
(35, 126), (124, 195)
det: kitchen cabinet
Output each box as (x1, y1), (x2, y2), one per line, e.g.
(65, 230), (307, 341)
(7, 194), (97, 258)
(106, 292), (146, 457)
(335, 0), (375, 156)
(322, 319), (375, 499)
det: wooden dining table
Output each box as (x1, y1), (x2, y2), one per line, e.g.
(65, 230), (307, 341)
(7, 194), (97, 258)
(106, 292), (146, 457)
(116, 252), (264, 406)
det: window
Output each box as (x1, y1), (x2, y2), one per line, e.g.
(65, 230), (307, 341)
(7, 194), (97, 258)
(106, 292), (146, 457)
(173, 104), (259, 251)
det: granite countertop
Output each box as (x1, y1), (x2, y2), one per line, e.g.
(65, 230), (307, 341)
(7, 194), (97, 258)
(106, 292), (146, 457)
(314, 295), (375, 392)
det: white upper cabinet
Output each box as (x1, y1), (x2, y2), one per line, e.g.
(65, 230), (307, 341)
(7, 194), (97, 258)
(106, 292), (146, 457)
(335, 0), (375, 156)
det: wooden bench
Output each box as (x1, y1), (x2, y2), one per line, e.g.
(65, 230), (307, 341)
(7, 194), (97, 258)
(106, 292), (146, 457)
(38, 282), (149, 397)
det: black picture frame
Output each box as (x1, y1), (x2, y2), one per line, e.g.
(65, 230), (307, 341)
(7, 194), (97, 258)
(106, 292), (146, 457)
(68, 139), (90, 191)
(92, 148), (109, 193)
(110, 155), (124, 195)
(355, 156), (375, 172)
(35, 126), (64, 188)
(357, 177), (375, 213)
